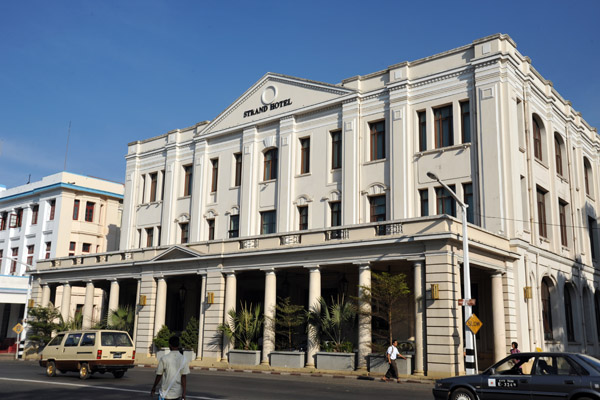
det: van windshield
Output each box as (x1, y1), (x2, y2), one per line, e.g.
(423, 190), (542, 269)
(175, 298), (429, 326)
(101, 332), (133, 347)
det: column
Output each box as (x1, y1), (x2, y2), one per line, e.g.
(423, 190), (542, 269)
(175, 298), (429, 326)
(41, 284), (51, 307)
(108, 279), (120, 315)
(262, 269), (277, 364)
(60, 283), (71, 322)
(197, 274), (207, 360)
(357, 263), (371, 370)
(413, 261), (424, 375)
(82, 281), (95, 329)
(306, 266), (321, 367)
(222, 272), (237, 361)
(154, 278), (167, 335)
(492, 272), (507, 363)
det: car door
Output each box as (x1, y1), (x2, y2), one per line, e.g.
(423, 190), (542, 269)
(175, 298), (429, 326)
(43, 333), (65, 362)
(529, 355), (582, 400)
(60, 332), (82, 371)
(478, 354), (534, 400)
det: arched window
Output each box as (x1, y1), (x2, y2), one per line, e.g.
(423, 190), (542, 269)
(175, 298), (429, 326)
(263, 148), (278, 181)
(564, 284), (575, 342)
(541, 278), (553, 340)
(533, 117), (543, 161)
(584, 157), (593, 196)
(554, 134), (564, 177)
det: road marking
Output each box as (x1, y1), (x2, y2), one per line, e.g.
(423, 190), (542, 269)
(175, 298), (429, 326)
(0, 377), (223, 400)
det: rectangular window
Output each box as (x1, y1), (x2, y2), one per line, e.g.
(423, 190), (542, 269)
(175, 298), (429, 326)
(369, 121), (385, 160)
(331, 130), (342, 169)
(85, 202), (95, 222)
(146, 227), (154, 247)
(10, 248), (18, 274)
(211, 158), (219, 193)
(537, 187), (548, 239)
(260, 210), (276, 234)
(418, 111), (427, 152)
(435, 185), (457, 217)
(149, 172), (158, 202)
(10, 209), (23, 228)
(27, 245), (34, 266)
(559, 200), (568, 247)
(157, 226), (161, 246)
(69, 241), (75, 257)
(49, 199), (56, 220)
(140, 174), (146, 204)
(207, 218), (215, 240)
(73, 200), (80, 220)
(183, 164), (193, 196)
(160, 170), (165, 201)
(589, 217), (597, 260)
(419, 189), (429, 217)
(434, 105), (453, 148)
(298, 206), (308, 230)
(0, 212), (7, 230)
(461, 101), (471, 143)
(82, 243), (91, 253)
(300, 137), (310, 174)
(180, 223), (189, 244)
(369, 195), (386, 222)
(45, 242), (51, 259)
(463, 183), (474, 224)
(229, 215), (239, 238)
(31, 205), (39, 225)
(234, 153), (242, 187)
(264, 149), (278, 181)
(330, 201), (341, 227)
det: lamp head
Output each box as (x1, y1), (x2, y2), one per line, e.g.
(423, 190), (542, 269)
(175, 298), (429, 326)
(426, 172), (438, 180)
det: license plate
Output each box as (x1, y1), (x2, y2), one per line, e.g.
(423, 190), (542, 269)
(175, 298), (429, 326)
(497, 379), (517, 388)
(113, 353), (122, 359)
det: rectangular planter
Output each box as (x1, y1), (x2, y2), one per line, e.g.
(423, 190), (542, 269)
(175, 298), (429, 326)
(315, 352), (355, 371)
(367, 353), (413, 375)
(227, 349), (261, 366)
(156, 348), (196, 363)
(269, 351), (305, 368)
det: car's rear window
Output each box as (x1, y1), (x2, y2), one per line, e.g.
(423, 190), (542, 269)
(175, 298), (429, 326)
(577, 354), (600, 373)
(101, 332), (133, 347)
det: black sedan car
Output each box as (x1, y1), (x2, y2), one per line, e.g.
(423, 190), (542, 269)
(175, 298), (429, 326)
(433, 352), (600, 400)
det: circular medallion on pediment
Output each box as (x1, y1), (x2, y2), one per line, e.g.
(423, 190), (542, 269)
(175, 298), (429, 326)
(261, 85), (278, 104)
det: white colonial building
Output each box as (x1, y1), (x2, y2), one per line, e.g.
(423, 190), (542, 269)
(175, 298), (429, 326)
(31, 34), (599, 377)
(0, 172), (123, 353)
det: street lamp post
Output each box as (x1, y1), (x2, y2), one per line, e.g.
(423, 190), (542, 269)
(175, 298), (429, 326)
(427, 172), (477, 375)
(6, 257), (34, 360)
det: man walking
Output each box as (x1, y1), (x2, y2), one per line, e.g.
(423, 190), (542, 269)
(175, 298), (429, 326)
(381, 339), (406, 383)
(151, 336), (190, 399)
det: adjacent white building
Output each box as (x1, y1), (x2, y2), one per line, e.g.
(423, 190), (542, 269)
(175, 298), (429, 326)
(32, 34), (599, 377)
(0, 172), (123, 352)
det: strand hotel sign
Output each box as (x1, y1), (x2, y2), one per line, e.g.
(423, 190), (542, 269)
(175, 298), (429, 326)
(243, 85), (292, 118)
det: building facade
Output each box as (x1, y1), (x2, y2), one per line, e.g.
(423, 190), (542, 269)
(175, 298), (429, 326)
(0, 172), (123, 351)
(32, 34), (599, 377)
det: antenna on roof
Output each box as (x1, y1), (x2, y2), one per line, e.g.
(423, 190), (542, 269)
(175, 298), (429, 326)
(64, 121), (71, 171)
(27, 174), (30, 184)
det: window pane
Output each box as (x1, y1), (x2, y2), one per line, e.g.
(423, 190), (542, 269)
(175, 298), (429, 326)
(331, 130), (342, 169)
(461, 101), (470, 143)
(369, 195), (386, 222)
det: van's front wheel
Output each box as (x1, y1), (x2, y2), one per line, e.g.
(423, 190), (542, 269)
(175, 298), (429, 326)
(79, 363), (91, 380)
(46, 361), (56, 377)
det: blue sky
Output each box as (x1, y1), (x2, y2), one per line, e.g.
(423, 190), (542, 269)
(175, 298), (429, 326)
(1, 0), (598, 189)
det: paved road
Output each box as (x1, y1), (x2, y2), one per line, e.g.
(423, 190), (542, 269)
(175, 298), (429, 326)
(0, 360), (435, 399)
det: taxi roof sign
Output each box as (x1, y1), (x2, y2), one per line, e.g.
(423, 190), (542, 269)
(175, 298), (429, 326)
(466, 313), (482, 335)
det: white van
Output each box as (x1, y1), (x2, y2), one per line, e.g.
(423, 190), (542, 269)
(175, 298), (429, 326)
(39, 330), (135, 379)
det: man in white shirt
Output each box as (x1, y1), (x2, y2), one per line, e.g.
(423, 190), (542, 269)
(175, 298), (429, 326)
(151, 336), (190, 399)
(381, 339), (406, 382)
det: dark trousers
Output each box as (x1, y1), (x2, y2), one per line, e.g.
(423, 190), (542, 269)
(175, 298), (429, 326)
(385, 359), (398, 379)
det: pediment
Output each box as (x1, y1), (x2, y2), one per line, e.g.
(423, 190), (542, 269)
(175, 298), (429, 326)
(151, 246), (203, 262)
(202, 73), (356, 135)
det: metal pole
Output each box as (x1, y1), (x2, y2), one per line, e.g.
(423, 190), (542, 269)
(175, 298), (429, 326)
(7, 257), (33, 360)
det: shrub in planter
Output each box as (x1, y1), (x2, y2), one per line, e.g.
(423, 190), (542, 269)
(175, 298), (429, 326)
(218, 302), (263, 350)
(180, 317), (199, 353)
(271, 297), (305, 351)
(306, 295), (356, 352)
(153, 325), (174, 349)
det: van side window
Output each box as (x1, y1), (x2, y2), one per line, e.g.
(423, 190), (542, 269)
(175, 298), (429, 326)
(64, 333), (82, 347)
(80, 333), (96, 347)
(47, 334), (64, 346)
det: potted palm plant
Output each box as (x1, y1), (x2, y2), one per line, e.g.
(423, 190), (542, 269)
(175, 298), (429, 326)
(218, 302), (263, 366)
(307, 295), (356, 371)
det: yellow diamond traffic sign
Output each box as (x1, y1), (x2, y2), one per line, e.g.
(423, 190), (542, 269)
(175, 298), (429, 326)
(12, 323), (23, 335)
(466, 313), (482, 335)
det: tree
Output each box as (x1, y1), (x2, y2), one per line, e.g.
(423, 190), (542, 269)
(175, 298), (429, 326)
(57, 312), (83, 332)
(153, 325), (174, 349)
(306, 295), (356, 353)
(107, 306), (134, 336)
(271, 297), (305, 350)
(180, 317), (199, 353)
(356, 271), (410, 351)
(218, 302), (263, 350)
(27, 305), (62, 348)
